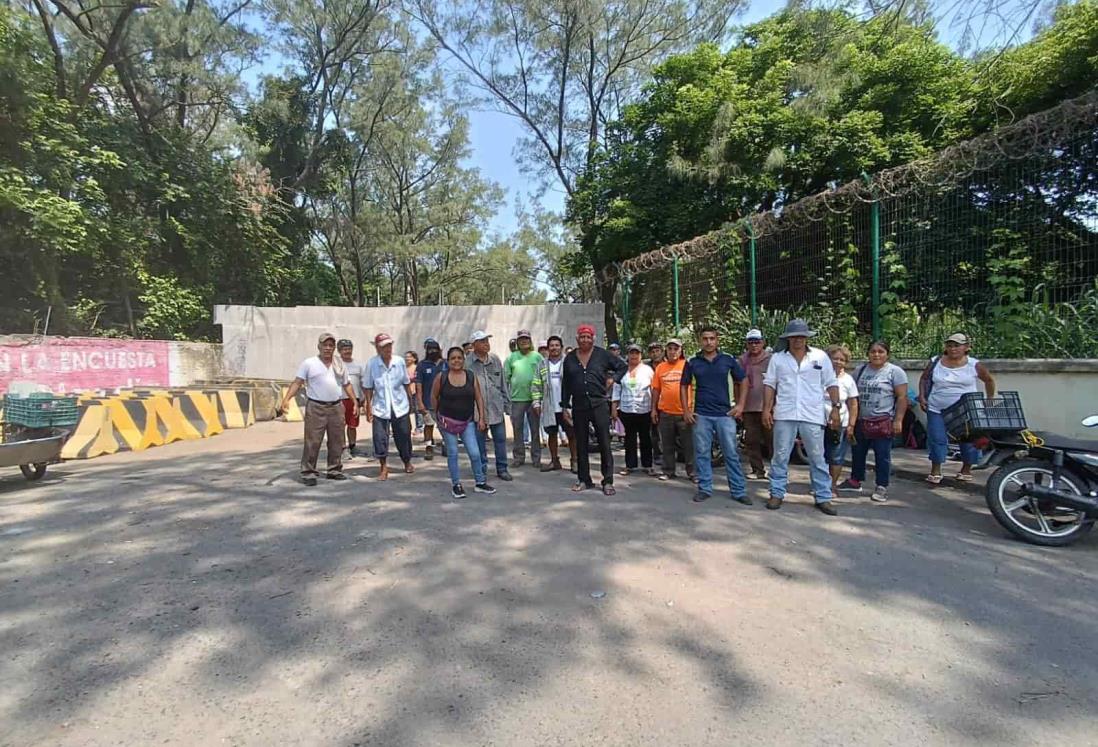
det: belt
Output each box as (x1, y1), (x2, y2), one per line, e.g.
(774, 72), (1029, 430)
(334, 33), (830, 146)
(308, 398), (341, 406)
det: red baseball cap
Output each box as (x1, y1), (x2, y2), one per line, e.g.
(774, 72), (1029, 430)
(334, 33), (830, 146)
(577, 324), (596, 337)
(374, 333), (393, 347)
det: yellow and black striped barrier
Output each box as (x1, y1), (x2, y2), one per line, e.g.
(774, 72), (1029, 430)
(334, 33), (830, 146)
(55, 386), (265, 459)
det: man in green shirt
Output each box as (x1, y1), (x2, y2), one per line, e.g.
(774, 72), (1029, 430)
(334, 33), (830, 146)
(505, 329), (544, 468)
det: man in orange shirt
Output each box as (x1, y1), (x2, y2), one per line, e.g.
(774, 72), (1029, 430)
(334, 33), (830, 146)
(651, 338), (695, 482)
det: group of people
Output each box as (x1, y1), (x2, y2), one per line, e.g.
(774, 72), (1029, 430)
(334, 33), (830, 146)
(280, 321), (995, 510)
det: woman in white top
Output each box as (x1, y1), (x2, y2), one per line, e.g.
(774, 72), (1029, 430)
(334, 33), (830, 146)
(822, 344), (859, 491)
(611, 344), (656, 476)
(917, 332), (996, 484)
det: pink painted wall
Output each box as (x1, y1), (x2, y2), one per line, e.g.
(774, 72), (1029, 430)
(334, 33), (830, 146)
(0, 338), (171, 394)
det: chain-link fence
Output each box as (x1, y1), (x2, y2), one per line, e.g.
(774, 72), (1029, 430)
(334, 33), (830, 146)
(615, 90), (1098, 359)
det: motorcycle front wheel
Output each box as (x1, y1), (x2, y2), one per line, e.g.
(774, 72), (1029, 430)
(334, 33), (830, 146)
(986, 459), (1094, 547)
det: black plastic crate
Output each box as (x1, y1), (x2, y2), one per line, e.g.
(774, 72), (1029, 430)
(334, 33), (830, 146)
(942, 391), (1026, 441)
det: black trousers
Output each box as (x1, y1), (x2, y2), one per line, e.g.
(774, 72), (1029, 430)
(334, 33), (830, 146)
(574, 401), (613, 486)
(619, 411), (653, 469)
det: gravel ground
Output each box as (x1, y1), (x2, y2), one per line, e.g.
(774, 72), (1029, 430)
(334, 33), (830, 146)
(1, 421), (1096, 746)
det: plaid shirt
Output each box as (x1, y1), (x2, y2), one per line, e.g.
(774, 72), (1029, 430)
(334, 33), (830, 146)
(467, 351), (510, 425)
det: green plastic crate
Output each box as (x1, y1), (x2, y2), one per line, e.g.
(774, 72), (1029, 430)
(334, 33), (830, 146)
(1, 394), (80, 428)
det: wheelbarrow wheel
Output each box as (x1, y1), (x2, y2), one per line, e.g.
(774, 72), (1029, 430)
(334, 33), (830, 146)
(20, 463), (47, 481)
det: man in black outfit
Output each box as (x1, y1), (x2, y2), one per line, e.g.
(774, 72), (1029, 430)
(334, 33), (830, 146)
(561, 323), (627, 495)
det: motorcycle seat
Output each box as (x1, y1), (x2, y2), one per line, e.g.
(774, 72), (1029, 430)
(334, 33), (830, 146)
(1032, 431), (1098, 453)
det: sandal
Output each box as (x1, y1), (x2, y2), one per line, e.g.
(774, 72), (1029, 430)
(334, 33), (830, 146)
(602, 484), (617, 496)
(618, 468), (631, 477)
(955, 473), (974, 482)
(571, 481), (591, 492)
(925, 474), (942, 485)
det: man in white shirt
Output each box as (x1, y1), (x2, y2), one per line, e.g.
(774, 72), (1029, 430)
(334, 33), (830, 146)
(280, 332), (358, 486)
(762, 319), (842, 515)
(337, 339), (365, 458)
(363, 332), (416, 480)
(532, 334), (574, 472)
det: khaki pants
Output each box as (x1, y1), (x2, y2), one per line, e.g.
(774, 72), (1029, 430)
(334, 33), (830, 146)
(302, 400), (345, 477)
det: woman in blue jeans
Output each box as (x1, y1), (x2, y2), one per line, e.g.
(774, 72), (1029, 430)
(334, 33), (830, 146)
(429, 347), (497, 499)
(917, 333), (996, 485)
(841, 340), (909, 502)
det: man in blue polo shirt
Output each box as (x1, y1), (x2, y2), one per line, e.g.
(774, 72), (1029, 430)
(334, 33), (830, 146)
(681, 325), (751, 505)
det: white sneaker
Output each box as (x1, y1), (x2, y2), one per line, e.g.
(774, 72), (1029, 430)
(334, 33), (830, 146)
(871, 486), (888, 503)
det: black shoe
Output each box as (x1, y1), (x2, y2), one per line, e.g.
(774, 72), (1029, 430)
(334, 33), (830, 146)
(303, 476), (318, 487)
(730, 494), (753, 506)
(692, 491), (711, 503)
(451, 483), (466, 499)
(475, 483), (497, 494)
(326, 472), (349, 481)
(425, 444), (434, 461)
(766, 495), (783, 510)
(816, 501), (838, 516)
(497, 471), (514, 482)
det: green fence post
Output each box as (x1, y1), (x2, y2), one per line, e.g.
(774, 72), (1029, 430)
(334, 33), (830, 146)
(744, 220), (757, 327)
(863, 172), (881, 340)
(672, 255), (681, 329)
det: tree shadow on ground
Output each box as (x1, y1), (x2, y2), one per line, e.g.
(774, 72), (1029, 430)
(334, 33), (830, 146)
(0, 424), (1095, 744)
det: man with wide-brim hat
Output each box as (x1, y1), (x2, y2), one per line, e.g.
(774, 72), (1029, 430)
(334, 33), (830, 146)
(280, 332), (358, 486)
(363, 332), (416, 480)
(762, 319), (842, 515)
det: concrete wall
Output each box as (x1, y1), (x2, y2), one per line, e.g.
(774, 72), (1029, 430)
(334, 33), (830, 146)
(214, 303), (606, 380)
(893, 359), (1098, 439)
(0, 335), (224, 394)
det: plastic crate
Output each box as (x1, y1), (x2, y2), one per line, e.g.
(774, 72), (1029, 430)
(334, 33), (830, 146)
(1, 394), (80, 428)
(941, 391), (1026, 441)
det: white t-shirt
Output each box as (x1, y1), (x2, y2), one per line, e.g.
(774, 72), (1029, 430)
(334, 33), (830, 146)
(927, 357), (980, 414)
(548, 359), (564, 413)
(821, 371), (859, 428)
(612, 364), (655, 414)
(344, 360), (365, 400)
(295, 356), (347, 402)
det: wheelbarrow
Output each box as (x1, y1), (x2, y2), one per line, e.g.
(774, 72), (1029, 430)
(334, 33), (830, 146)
(1, 394), (77, 481)
(0, 428), (66, 480)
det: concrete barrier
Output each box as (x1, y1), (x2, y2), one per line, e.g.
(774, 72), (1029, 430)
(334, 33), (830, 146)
(60, 404), (119, 459)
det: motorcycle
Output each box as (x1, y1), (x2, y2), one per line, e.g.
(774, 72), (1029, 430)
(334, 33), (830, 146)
(983, 415), (1098, 547)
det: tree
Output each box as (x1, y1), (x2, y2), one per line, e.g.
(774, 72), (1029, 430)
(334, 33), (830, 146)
(410, 0), (744, 339)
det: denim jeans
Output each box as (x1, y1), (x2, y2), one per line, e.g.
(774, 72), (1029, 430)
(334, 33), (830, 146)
(850, 421), (893, 488)
(441, 420), (486, 486)
(770, 420), (832, 503)
(510, 401), (541, 464)
(926, 411), (981, 466)
(692, 414), (746, 498)
(372, 413), (412, 462)
(476, 421), (509, 475)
